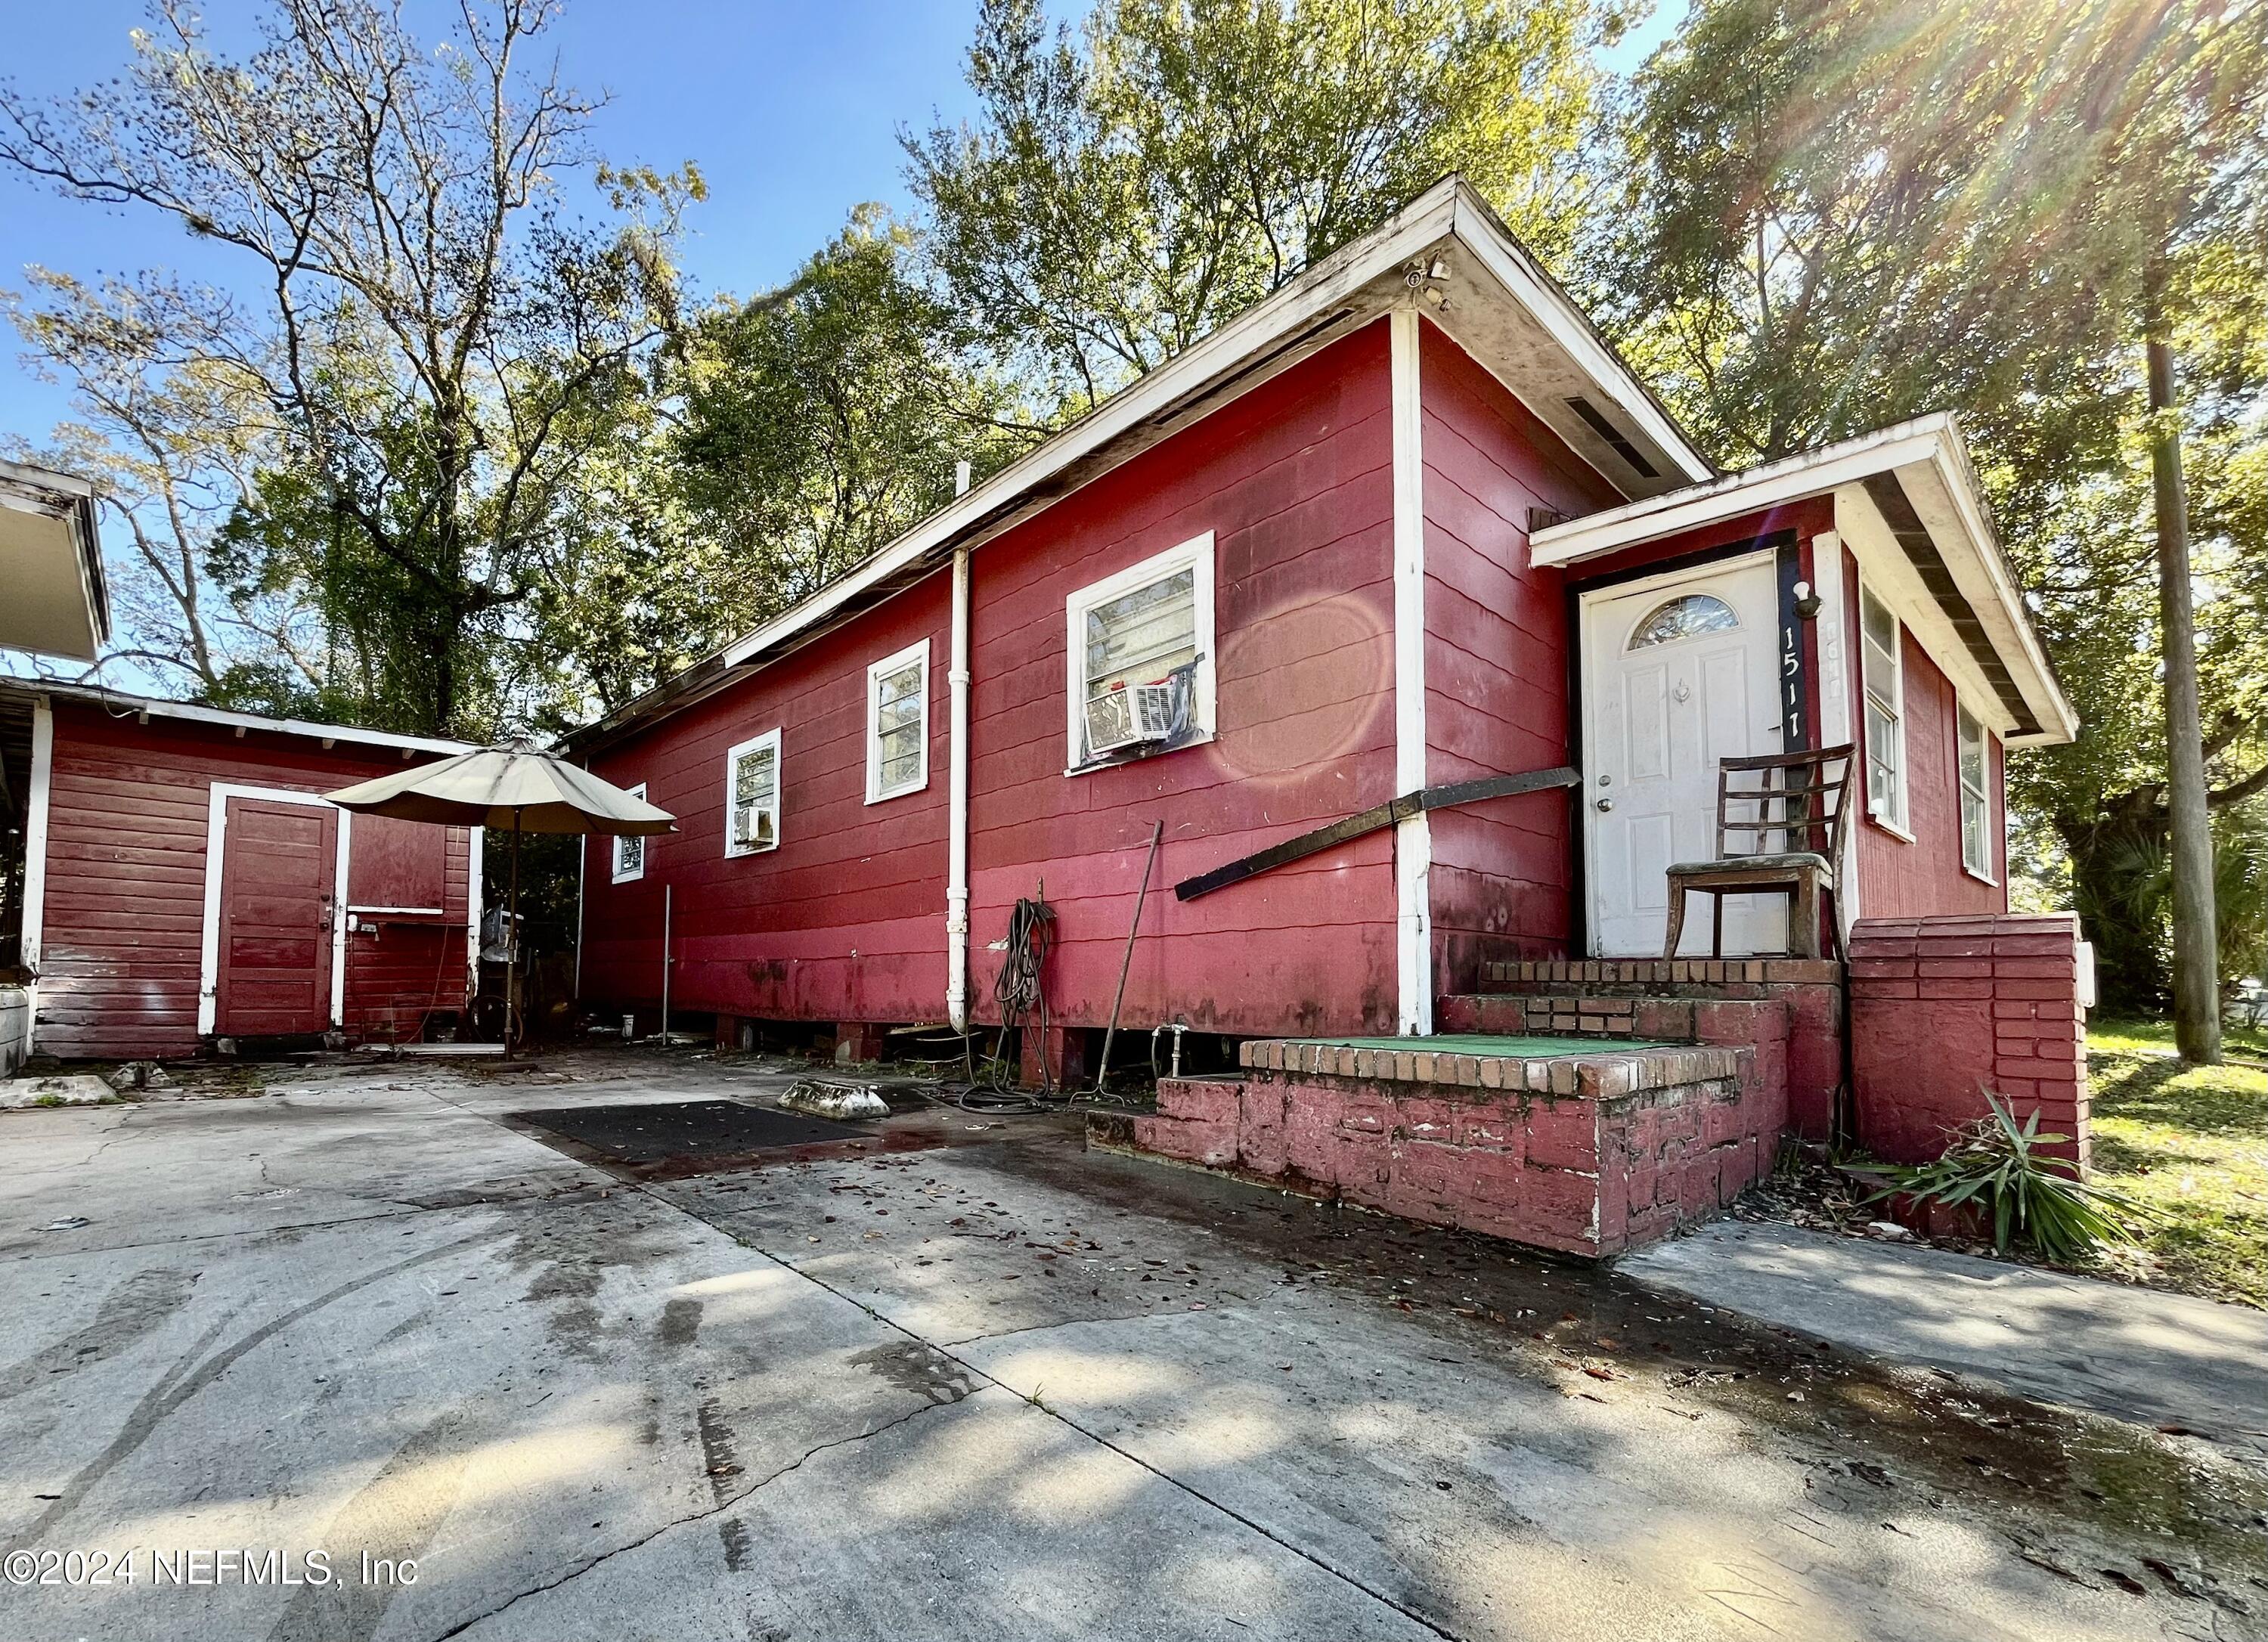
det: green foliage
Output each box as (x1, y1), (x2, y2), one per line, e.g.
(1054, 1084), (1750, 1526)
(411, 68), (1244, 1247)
(907, 0), (1617, 414)
(671, 209), (1036, 621)
(0, 0), (695, 739)
(1594, 0), (2268, 1005)
(1864, 1095), (2154, 1262)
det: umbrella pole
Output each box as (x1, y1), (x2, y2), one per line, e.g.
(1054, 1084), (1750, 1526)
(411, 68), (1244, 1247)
(505, 810), (522, 1061)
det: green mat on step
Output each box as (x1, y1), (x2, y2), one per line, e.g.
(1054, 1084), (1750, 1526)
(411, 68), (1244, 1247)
(1276, 1035), (1671, 1057)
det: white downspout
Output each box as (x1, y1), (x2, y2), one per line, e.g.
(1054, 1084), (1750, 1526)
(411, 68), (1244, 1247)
(1390, 307), (1433, 1036)
(946, 460), (974, 1032)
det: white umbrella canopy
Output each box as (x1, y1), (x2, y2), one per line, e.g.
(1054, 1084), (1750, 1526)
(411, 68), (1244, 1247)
(324, 739), (675, 835)
(325, 741), (676, 1055)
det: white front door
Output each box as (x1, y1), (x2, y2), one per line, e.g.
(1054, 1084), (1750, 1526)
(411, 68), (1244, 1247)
(1582, 556), (1786, 957)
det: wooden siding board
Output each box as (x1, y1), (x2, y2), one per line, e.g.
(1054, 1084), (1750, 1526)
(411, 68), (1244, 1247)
(1417, 321), (1610, 991)
(33, 703), (472, 1058)
(584, 324), (1402, 1034)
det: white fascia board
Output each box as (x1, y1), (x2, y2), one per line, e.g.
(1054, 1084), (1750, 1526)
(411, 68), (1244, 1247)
(716, 176), (1711, 680)
(1447, 191), (1712, 485)
(724, 187), (1465, 673)
(16, 681), (469, 757)
(1530, 416), (1960, 567)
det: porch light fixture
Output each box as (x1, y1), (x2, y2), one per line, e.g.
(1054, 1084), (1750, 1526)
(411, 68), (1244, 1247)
(1792, 580), (1823, 620)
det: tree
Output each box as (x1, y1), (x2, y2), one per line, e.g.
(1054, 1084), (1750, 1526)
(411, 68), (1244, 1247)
(669, 208), (1036, 621)
(0, 0), (697, 738)
(3, 271), (320, 705)
(906, 0), (1617, 415)
(1597, 0), (2268, 1034)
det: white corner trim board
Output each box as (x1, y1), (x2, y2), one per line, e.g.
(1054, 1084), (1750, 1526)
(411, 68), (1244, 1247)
(469, 825), (487, 1008)
(20, 702), (53, 976)
(1390, 306), (1433, 1037)
(197, 783), (352, 1038)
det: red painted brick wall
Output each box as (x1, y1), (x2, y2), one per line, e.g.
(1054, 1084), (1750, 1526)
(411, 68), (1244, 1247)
(1114, 1037), (1767, 1256)
(1848, 912), (2088, 1167)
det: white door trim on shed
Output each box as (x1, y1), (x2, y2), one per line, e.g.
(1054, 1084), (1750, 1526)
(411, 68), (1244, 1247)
(17, 701), (54, 1057)
(197, 783), (354, 1038)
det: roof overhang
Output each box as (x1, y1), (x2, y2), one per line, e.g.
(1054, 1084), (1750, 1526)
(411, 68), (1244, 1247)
(570, 176), (1712, 752)
(0, 678), (472, 757)
(1530, 414), (2077, 748)
(0, 459), (110, 664)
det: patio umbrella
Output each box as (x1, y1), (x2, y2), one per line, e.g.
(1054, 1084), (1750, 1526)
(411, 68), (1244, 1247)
(326, 741), (675, 1056)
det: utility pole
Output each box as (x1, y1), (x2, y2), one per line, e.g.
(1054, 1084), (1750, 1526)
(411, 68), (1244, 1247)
(2146, 302), (2222, 1065)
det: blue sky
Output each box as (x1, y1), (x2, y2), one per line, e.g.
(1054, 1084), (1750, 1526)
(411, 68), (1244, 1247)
(0, 0), (1681, 446)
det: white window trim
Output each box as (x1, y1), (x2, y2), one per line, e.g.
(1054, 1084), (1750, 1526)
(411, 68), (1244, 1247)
(1957, 701), (1997, 884)
(1064, 531), (1218, 775)
(1857, 580), (1910, 839)
(866, 638), (931, 804)
(724, 728), (783, 857)
(612, 782), (649, 882)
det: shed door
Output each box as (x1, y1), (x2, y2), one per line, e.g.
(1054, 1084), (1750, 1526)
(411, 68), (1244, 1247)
(1582, 556), (1784, 957)
(217, 798), (339, 1036)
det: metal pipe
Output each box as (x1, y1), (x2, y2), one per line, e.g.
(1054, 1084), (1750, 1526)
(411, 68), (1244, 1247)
(946, 528), (973, 1032)
(1095, 821), (1163, 1093)
(660, 881), (673, 1044)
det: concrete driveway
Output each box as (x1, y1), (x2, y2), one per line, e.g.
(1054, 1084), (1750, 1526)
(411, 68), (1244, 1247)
(1, 1049), (2261, 1642)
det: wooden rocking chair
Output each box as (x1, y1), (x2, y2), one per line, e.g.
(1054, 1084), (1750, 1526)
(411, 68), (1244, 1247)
(1662, 743), (1855, 961)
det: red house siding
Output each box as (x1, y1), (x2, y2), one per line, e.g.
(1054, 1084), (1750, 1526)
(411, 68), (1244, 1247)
(33, 703), (470, 1059)
(1844, 551), (2007, 920)
(581, 579), (952, 1024)
(969, 323), (1400, 1036)
(581, 324), (1403, 1038)
(1417, 323), (1618, 990)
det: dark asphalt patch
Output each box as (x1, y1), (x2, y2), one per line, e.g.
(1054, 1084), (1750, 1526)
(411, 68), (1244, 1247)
(507, 1100), (866, 1163)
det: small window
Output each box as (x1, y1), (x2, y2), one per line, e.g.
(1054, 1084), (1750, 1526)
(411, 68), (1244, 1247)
(1066, 533), (1216, 770)
(612, 782), (649, 882)
(1859, 585), (1907, 831)
(1627, 593), (1739, 649)
(866, 639), (930, 803)
(725, 730), (782, 856)
(1958, 705), (1993, 878)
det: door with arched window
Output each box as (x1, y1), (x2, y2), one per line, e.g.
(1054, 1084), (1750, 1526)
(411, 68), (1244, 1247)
(1579, 555), (1785, 956)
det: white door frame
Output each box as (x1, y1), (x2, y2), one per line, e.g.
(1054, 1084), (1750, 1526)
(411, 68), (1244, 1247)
(1579, 549), (1780, 957)
(198, 784), (353, 1036)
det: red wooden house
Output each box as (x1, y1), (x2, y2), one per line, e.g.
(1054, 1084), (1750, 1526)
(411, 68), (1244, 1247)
(567, 179), (2088, 1249)
(2, 681), (478, 1060)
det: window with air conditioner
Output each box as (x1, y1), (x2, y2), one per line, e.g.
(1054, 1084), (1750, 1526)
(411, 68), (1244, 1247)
(724, 729), (781, 857)
(1066, 533), (1216, 770)
(612, 782), (649, 882)
(1858, 584), (1907, 833)
(866, 639), (930, 803)
(1958, 705), (1994, 880)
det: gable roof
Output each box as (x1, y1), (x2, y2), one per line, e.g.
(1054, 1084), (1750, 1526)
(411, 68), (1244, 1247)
(1530, 414), (2077, 747)
(569, 176), (1713, 751)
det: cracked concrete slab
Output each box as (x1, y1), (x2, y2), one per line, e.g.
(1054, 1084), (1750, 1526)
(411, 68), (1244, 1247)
(0, 1046), (2261, 1641)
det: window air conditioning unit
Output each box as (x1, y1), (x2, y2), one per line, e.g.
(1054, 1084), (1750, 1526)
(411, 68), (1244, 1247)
(1084, 682), (1176, 756)
(733, 806), (775, 850)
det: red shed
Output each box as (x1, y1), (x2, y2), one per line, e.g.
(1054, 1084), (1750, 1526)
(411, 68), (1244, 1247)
(1, 681), (477, 1060)
(565, 178), (2080, 1145)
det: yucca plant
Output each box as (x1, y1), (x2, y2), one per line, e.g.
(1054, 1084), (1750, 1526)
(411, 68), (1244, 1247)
(1861, 1095), (2155, 1262)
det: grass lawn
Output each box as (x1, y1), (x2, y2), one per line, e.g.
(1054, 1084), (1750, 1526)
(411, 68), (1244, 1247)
(2087, 1015), (2268, 1309)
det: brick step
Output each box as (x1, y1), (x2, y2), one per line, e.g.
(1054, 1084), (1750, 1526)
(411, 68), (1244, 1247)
(1094, 1036), (1766, 1258)
(1479, 957), (1840, 996)
(1438, 990), (1796, 1048)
